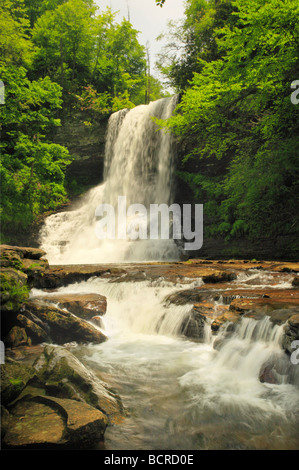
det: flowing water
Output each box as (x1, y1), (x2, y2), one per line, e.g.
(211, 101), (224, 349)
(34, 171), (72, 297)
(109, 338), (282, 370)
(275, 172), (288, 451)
(40, 96), (179, 264)
(31, 275), (299, 450)
(37, 98), (299, 450)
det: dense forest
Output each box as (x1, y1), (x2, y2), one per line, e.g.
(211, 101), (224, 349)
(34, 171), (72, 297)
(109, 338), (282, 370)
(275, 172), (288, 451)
(158, 0), (299, 257)
(1, 0), (299, 258)
(0, 0), (167, 243)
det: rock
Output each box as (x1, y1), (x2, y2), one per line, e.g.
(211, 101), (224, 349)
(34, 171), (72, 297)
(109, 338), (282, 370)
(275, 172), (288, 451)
(0, 248), (24, 271)
(16, 314), (49, 344)
(32, 293), (107, 320)
(23, 300), (107, 345)
(33, 265), (125, 289)
(2, 398), (67, 448)
(179, 306), (207, 341)
(33, 345), (123, 423)
(2, 395), (108, 449)
(282, 314), (299, 355)
(1, 360), (37, 406)
(5, 326), (30, 348)
(292, 276), (299, 287)
(202, 270), (237, 284)
(165, 288), (208, 306)
(229, 295), (299, 325)
(0, 268), (28, 288)
(211, 311), (241, 332)
(0, 244), (46, 260)
(91, 316), (104, 328)
(0, 268), (29, 312)
(259, 363), (279, 384)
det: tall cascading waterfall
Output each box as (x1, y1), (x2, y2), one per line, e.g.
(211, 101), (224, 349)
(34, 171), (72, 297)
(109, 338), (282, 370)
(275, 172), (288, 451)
(35, 95), (299, 450)
(39, 96), (179, 265)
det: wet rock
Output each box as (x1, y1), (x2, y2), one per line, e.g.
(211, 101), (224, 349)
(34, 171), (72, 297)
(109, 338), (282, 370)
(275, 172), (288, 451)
(211, 311), (240, 332)
(23, 300), (107, 345)
(33, 345), (123, 423)
(229, 295), (299, 325)
(34, 265), (126, 289)
(2, 395), (108, 448)
(32, 293), (107, 320)
(202, 270), (237, 284)
(16, 313), (49, 344)
(179, 306), (207, 341)
(282, 314), (299, 355)
(91, 316), (104, 328)
(165, 288), (208, 306)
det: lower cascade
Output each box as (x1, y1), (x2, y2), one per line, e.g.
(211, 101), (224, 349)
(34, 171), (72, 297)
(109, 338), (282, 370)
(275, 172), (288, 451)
(30, 272), (299, 450)
(39, 96), (180, 265)
(33, 98), (299, 451)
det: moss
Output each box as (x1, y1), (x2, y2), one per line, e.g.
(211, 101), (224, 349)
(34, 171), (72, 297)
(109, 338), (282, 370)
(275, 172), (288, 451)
(1, 361), (36, 406)
(0, 250), (24, 271)
(0, 271), (29, 310)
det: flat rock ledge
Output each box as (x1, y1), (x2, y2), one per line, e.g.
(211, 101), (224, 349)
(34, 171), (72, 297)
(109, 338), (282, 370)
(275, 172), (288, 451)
(1, 345), (124, 449)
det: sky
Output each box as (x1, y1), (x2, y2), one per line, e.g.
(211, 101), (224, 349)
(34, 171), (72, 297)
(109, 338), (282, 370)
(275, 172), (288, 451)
(94, 0), (186, 84)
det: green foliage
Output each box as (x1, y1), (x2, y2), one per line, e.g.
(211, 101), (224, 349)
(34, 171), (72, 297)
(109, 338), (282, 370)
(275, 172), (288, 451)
(0, 271), (30, 310)
(0, 3), (72, 240)
(1, 0), (168, 242)
(164, 0), (299, 246)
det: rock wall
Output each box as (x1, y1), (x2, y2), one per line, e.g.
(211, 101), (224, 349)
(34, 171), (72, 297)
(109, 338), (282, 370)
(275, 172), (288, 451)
(50, 112), (108, 189)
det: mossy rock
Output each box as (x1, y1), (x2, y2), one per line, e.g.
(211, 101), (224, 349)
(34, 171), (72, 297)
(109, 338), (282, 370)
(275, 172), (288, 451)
(0, 268), (29, 311)
(0, 249), (24, 271)
(1, 360), (36, 406)
(33, 346), (123, 423)
(5, 326), (31, 348)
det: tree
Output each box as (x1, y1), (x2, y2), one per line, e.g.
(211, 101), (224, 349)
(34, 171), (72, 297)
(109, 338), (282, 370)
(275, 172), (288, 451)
(163, 0), (299, 246)
(0, 1), (72, 241)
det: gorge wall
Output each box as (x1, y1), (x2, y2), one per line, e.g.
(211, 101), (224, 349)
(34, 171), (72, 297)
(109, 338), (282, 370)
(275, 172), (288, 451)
(31, 105), (298, 261)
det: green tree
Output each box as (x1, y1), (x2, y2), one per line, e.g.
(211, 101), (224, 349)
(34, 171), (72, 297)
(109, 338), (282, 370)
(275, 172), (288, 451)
(164, 0), (299, 248)
(0, 2), (72, 241)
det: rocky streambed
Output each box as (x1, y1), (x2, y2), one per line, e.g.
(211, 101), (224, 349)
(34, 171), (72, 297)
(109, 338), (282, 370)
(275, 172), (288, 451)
(1, 244), (299, 449)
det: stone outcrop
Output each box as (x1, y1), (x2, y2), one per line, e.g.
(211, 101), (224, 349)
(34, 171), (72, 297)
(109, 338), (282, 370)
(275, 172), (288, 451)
(22, 301), (107, 345)
(1, 346), (122, 449)
(179, 305), (207, 341)
(32, 293), (107, 320)
(2, 396), (108, 449)
(282, 314), (299, 355)
(33, 345), (123, 422)
(1, 245), (108, 348)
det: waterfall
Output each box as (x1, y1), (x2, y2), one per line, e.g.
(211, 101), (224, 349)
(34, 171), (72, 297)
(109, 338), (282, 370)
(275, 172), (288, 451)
(39, 96), (179, 265)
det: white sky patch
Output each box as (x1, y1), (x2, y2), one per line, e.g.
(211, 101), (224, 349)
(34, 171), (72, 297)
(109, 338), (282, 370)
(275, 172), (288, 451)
(94, 0), (186, 87)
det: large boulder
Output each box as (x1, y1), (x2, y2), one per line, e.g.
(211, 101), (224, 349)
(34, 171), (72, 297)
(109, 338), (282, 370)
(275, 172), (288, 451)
(1, 345), (123, 449)
(1, 359), (37, 406)
(0, 245), (46, 261)
(179, 305), (207, 341)
(33, 345), (123, 423)
(282, 314), (299, 355)
(22, 300), (107, 345)
(2, 395), (108, 449)
(32, 293), (107, 320)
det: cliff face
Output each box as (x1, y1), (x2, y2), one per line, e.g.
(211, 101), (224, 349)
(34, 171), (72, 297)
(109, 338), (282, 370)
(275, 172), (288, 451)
(51, 112), (109, 189)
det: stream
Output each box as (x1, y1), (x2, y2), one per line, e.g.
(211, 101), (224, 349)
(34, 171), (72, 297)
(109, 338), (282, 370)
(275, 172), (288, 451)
(31, 272), (299, 450)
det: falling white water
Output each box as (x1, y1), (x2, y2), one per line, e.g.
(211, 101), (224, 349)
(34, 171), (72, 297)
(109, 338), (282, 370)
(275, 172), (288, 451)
(39, 96), (180, 265)
(31, 276), (299, 450)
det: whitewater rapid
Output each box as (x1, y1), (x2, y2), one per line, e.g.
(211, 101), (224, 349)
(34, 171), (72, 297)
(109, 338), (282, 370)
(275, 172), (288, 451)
(31, 273), (299, 450)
